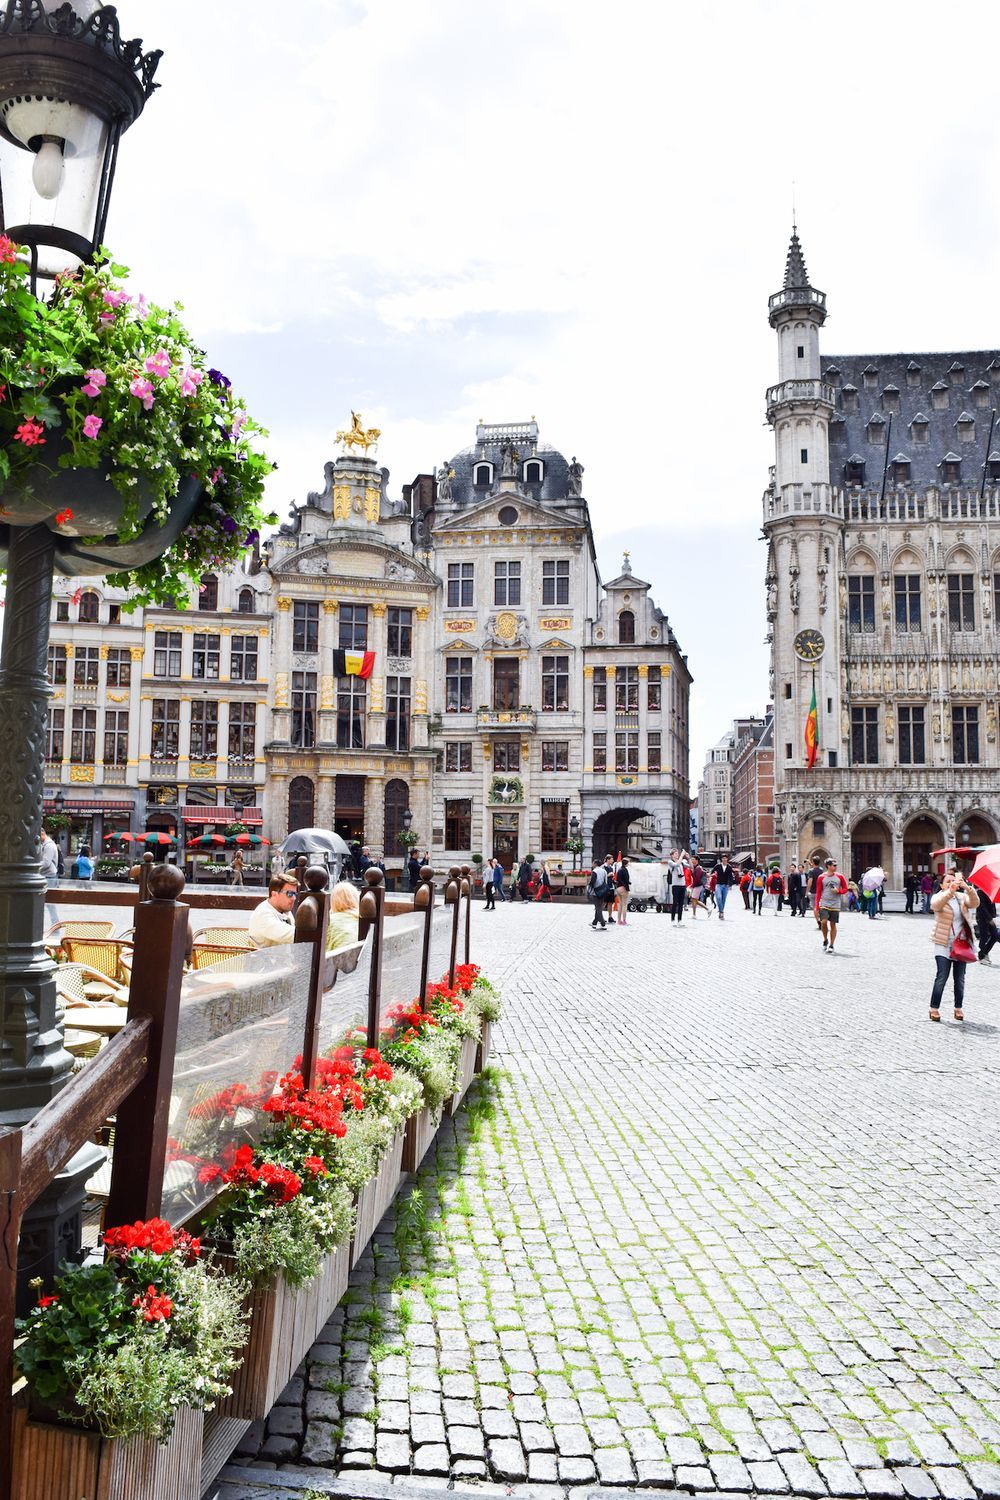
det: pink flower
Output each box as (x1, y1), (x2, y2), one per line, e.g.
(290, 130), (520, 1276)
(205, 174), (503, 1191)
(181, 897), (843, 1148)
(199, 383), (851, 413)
(144, 349), (171, 379)
(102, 289), (130, 310)
(230, 409), (248, 440)
(82, 414), (103, 439)
(82, 369), (106, 398)
(179, 367), (203, 398)
(99, 312), (115, 326)
(210, 467), (224, 484)
(0, 235), (18, 265)
(136, 294), (148, 319)
(130, 376), (155, 410)
(13, 418), (45, 446)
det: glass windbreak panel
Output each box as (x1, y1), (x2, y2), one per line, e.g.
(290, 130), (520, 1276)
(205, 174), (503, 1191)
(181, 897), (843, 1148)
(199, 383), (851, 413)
(161, 944), (314, 1226)
(425, 902), (457, 1000)
(376, 913), (425, 1040)
(316, 929), (374, 1058)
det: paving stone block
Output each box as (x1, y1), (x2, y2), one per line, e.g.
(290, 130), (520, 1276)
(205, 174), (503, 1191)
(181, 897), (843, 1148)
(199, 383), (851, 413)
(527, 1452), (560, 1482)
(817, 1458), (864, 1495)
(710, 1454), (753, 1491)
(928, 1468), (976, 1499)
(488, 1438), (528, 1480)
(520, 1421), (556, 1452)
(594, 1447), (637, 1484)
(374, 1431), (410, 1472)
(448, 1425), (486, 1459)
(858, 1472), (906, 1498)
(675, 1465), (714, 1490)
(778, 1452), (829, 1495)
(748, 1459), (792, 1493)
(896, 1472), (941, 1498)
(260, 1434), (299, 1462)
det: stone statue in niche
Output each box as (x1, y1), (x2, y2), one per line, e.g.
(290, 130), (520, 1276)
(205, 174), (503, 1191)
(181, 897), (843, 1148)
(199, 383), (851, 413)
(385, 559), (416, 581)
(437, 465), (454, 502)
(500, 442), (520, 478)
(567, 456), (584, 496)
(988, 703), (998, 741)
(789, 573), (799, 611)
(839, 576), (847, 616)
(766, 574), (777, 621)
(818, 567), (828, 611)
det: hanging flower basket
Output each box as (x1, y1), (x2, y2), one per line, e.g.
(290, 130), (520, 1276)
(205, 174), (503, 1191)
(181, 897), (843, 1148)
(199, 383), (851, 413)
(0, 239), (274, 605)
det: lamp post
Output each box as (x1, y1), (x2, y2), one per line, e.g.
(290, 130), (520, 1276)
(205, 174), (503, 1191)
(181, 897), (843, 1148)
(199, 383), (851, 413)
(0, 0), (159, 1301)
(402, 808), (413, 834)
(569, 813), (580, 871)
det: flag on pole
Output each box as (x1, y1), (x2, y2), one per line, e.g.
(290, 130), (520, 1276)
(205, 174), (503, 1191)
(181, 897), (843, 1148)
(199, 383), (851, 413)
(332, 649), (375, 679)
(804, 678), (818, 769)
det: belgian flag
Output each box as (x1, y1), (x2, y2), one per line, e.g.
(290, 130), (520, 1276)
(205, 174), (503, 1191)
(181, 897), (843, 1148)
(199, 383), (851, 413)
(333, 649), (375, 679)
(804, 679), (818, 769)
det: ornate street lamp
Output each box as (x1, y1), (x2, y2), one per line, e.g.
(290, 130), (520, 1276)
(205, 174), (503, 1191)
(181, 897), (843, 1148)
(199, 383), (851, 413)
(569, 813), (580, 871)
(402, 808), (413, 833)
(0, 0), (160, 1303)
(0, 0), (160, 293)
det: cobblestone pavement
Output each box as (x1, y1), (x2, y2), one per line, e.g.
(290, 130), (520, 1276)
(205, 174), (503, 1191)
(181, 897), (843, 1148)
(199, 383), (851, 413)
(221, 898), (1000, 1499)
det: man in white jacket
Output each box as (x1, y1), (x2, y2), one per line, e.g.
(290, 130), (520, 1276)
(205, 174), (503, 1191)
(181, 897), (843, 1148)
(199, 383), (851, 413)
(39, 830), (60, 884)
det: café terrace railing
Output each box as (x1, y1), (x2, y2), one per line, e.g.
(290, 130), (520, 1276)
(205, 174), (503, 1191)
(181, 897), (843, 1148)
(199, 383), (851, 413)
(0, 860), (474, 1498)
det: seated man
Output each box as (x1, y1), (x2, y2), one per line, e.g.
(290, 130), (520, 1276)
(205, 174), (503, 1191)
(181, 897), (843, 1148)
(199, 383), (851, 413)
(248, 873), (298, 947)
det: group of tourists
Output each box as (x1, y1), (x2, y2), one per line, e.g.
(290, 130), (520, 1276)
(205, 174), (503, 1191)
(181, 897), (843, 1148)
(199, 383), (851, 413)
(482, 856), (554, 909)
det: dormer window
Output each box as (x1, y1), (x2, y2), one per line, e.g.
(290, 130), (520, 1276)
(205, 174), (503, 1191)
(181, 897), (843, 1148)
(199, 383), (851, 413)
(473, 462), (493, 487)
(891, 454), (911, 484)
(523, 459), (543, 484)
(971, 379), (990, 409)
(881, 385), (900, 415)
(841, 384), (859, 412)
(931, 380), (950, 410)
(949, 361), (966, 379)
(862, 364), (879, 390)
(825, 364), (841, 381)
(910, 413), (930, 444)
(866, 414), (886, 444)
(238, 587), (255, 613)
(941, 453), (962, 484)
(845, 456), (866, 486)
(618, 609), (635, 645)
(906, 361), (922, 387)
(957, 412), (976, 443)
(988, 451), (1000, 482)
(989, 359), (1000, 384)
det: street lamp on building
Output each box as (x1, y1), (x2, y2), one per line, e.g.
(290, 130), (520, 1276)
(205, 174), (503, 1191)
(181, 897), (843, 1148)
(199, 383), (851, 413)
(402, 808), (413, 833)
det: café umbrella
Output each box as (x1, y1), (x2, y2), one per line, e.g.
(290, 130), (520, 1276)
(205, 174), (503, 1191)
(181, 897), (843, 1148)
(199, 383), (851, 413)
(968, 845), (1000, 904)
(231, 833), (270, 846)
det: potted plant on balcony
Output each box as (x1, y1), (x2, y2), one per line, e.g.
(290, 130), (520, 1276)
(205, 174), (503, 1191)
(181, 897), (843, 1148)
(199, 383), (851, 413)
(13, 1218), (246, 1500)
(0, 242), (274, 605)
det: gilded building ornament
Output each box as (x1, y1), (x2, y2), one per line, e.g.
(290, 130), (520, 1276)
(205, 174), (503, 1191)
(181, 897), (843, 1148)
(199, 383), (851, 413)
(415, 607), (430, 622)
(414, 680), (428, 714)
(275, 672), (290, 709)
(496, 612), (518, 642)
(320, 675), (335, 711)
(371, 602), (387, 617)
(322, 599), (338, 614)
(277, 597), (292, 611)
(583, 666), (594, 678)
(637, 665), (649, 678)
(69, 765), (95, 783)
(369, 679), (385, 712)
(98, 644), (109, 659)
(190, 762), (216, 778)
(107, 692), (127, 704)
(332, 484), (351, 520)
(336, 410), (381, 454)
(365, 486), (380, 523)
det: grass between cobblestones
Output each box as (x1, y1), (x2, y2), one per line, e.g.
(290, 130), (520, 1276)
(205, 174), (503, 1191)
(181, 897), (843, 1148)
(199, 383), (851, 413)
(238, 901), (1000, 1498)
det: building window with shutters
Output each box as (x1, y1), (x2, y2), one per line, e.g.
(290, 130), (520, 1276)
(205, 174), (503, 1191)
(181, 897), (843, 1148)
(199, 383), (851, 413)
(151, 700), (180, 759)
(106, 648), (131, 687)
(293, 600), (320, 653)
(848, 576), (876, 633)
(898, 706), (925, 766)
(541, 741), (568, 771)
(70, 708), (96, 763)
(230, 635), (258, 682)
(190, 701), (218, 758)
(387, 607), (413, 657)
(592, 667), (606, 712)
(615, 731), (639, 773)
(336, 676), (365, 749)
(192, 632), (220, 680)
(292, 672), (318, 749)
(445, 743), (471, 772)
(445, 656), (472, 713)
(850, 705), (879, 764)
(445, 798), (472, 849)
(541, 800), (568, 849)
(541, 655), (569, 712)
(153, 631), (182, 678)
(47, 708), (65, 762)
(73, 647), (100, 686)
(228, 703), (256, 759)
(542, 559), (569, 605)
(953, 705), (980, 764)
(386, 676), (411, 752)
(592, 732), (607, 772)
(103, 710), (129, 766)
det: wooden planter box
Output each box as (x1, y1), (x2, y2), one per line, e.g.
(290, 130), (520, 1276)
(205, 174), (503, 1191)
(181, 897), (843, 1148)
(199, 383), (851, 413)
(403, 1104), (442, 1173)
(12, 1399), (203, 1500)
(217, 1239), (351, 1421)
(350, 1126), (405, 1268)
(445, 1033), (478, 1117)
(476, 1018), (492, 1073)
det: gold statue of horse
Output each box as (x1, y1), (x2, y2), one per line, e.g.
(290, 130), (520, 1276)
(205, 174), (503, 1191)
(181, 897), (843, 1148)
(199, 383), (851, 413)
(336, 410), (381, 454)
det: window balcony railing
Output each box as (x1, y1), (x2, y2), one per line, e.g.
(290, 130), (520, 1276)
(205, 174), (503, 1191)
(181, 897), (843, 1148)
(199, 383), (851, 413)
(227, 757), (257, 779)
(149, 758), (178, 778)
(102, 764), (128, 784)
(476, 707), (537, 731)
(765, 378), (837, 410)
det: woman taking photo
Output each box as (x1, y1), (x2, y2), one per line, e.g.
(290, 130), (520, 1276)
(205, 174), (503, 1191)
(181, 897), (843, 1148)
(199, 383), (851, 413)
(929, 869), (980, 1022)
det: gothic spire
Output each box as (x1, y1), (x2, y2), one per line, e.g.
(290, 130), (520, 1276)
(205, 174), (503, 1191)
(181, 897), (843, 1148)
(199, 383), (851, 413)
(783, 224), (809, 290)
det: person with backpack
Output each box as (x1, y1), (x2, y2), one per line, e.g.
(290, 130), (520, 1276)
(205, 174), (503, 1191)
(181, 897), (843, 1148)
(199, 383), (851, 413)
(739, 868), (752, 909)
(517, 860), (532, 903)
(787, 864), (803, 916)
(587, 857), (613, 929)
(751, 867), (766, 914)
(614, 856), (631, 925)
(767, 867), (784, 912)
(689, 859), (707, 918)
(535, 861), (553, 902)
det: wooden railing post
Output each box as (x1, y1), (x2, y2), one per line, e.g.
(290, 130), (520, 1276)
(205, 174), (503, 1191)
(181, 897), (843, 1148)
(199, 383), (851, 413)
(445, 866), (462, 987)
(294, 855), (308, 893)
(416, 866), (435, 1013)
(459, 864), (472, 967)
(104, 865), (190, 1228)
(0, 1127), (23, 1500)
(295, 866), (331, 1090)
(137, 849), (154, 904)
(359, 868), (386, 1049)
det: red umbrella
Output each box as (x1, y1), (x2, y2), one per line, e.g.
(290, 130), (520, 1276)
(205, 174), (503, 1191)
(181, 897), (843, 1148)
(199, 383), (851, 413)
(233, 833), (270, 845)
(968, 845), (1000, 904)
(143, 832), (176, 845)
(192, 833), (226, 847)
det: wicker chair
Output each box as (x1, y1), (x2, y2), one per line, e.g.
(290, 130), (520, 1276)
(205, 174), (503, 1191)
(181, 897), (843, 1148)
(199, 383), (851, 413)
(44, 919), (116, 959)
(190, 942), (251, 972)
(62, 937), (134, 986)
(56, 960), (130, 1007)
(190, 926), (254, 949)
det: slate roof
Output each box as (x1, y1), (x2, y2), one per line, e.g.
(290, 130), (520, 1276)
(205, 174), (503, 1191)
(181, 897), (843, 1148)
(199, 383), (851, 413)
(824, 351), (1000, 489)
(441, 422), (574, 508)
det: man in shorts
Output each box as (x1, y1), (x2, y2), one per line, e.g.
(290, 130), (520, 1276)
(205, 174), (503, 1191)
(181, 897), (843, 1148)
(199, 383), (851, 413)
(815, 856), (848, 954)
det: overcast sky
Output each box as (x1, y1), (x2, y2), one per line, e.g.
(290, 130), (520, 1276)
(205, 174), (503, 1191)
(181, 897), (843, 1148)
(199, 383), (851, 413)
(107, 0), (1000, 780)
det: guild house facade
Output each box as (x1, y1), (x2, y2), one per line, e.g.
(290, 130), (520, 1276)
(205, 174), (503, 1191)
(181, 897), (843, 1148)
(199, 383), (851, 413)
(765, 229), (1000, 883)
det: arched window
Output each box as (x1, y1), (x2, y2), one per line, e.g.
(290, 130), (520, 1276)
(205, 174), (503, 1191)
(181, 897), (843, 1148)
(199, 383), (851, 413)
(78, 591), (99, 623)
(523, 460), (543, 484)
(238, 588), (255, 613)
(473, 463), (492, 487)
(383, 778), (409, 854)
(618, 610), (635, 644)
(199, 574), (219, 611)
(288, 776), (315, 834)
